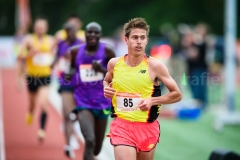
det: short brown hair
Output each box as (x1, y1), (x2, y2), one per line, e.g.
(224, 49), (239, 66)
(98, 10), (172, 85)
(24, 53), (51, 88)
(124, 18), (150, 38)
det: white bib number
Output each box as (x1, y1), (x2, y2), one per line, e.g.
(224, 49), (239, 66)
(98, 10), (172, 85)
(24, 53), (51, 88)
(58, 57), (70, 73)
(80, 64), (104, 82)
(116, 93), (142, 112)
(33, 53), (53, 66)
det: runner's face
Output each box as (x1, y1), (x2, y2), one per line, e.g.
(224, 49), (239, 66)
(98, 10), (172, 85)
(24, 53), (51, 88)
(125, 28), (148, 56)
(86, 26), (101, 47)
(68, 18), (81, 30)
(34, 20), (48, 36)
(66, 28), (76, 41)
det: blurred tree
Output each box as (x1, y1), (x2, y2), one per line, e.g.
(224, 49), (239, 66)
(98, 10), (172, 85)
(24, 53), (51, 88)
(87, 0), (227, 36)
(29, 0), (82, 34)
(0, 0), (239, 37)
(0, 0), (15, 35)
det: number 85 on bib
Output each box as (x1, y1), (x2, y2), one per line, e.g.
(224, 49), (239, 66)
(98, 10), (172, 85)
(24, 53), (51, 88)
(116, 93), (142, 112)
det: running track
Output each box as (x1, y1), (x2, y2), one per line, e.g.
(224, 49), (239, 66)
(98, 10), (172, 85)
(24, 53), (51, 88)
(1, 68), (84, 160)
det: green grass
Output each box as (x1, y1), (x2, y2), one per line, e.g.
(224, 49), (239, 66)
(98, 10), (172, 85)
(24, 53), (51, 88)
(154, 85), (240, 160)
(154, 113), (240, 160)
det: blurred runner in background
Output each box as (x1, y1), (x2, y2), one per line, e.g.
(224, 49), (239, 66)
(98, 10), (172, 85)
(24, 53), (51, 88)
(55, 14), (85, 42)
(18, 17), (55, 141)
(179, 25), (209, 109)
(52, 22), (83, 158)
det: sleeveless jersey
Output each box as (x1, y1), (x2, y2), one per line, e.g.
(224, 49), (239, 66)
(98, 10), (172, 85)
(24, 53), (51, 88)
(26, 34), (53, 77)
(111, 55), (161, 123)
(74, 43), (111, 109)
(58, 29), (85, 41)
(57, 39), (83, 87)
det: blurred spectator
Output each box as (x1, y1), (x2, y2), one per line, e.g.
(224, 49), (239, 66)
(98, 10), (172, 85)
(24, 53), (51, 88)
(112, 26), (128, 57)
(236, 40), (240, 86)
(236, 40), (240, 66)
(179, 24), (209, 109)
(159, 23), (180, 54)
(14, 25), (28, 90)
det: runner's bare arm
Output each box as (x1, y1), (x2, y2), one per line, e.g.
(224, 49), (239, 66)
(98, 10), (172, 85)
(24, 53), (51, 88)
(17, 35), (32, 59)
(138, 58), (182, 111)
(105, 44), (116, 62)
(63, 44), (81, 81)
(92, 44), (116, 75)
(103, 57), (119, 98)
(150, 58), (182, 104)
(49, 36), (57, 56)
(50, 37), (60, 68)
(20, 35), (44, 59)
(69, 44), (81, 70)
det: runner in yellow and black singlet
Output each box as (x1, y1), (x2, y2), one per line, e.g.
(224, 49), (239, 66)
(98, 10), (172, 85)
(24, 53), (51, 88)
(111, 54), (161, 122)
(103, 18), (182, 160)
(18, 17), (55, 141)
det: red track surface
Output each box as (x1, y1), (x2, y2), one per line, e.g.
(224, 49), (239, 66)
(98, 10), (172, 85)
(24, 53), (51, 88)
(2, 69), (83, 160)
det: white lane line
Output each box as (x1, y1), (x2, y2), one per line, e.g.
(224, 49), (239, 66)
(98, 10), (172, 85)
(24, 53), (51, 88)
(0, 70), (6, 160)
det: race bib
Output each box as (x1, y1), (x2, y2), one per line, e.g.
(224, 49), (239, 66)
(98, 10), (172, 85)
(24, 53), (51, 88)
(80, 64), (104, 82)
(116, 93), (142, 112)
(33, 53), (53, 66)
(58, 57), (70, 73)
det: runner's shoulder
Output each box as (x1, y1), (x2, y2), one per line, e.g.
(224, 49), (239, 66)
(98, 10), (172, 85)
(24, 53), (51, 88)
(148, 56), (167, 71)
(24, 34), (33, 41)
(105, 43), (114, 52)
(108, 57), (121, 68)
(104, 43), (116, 59)
(21, 34), (34, 46)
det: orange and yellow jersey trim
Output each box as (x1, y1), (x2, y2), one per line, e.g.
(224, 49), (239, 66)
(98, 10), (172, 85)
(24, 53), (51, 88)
(58, 29), (85, 41)
(26, 34), (53, 77)
(111, 55), (161, 123)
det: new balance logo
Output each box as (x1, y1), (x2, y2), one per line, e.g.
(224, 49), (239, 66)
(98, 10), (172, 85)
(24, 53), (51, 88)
(147, 144), (154, 149)
(139, 69), (146, 73)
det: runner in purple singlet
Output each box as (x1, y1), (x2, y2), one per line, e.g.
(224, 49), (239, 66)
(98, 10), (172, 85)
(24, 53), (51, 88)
(68, 22), (115, 160)
(53, 23), (83, 158)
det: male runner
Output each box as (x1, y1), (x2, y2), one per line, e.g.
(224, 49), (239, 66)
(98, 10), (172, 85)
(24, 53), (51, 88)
(54, 23), (83, 158)
(18, 17), (55, 141)
(69, 22), (115, 160)
(55, 14), (85, 42)
(103, 18), (182, 160)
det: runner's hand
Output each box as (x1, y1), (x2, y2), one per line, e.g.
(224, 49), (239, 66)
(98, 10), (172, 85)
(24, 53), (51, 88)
(104, 82), (116, 98)
(63, 53), (71, 59)
(138, 98), (153, 111)
(17, 55), (25, 61)
(92, 61), (104, 72)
